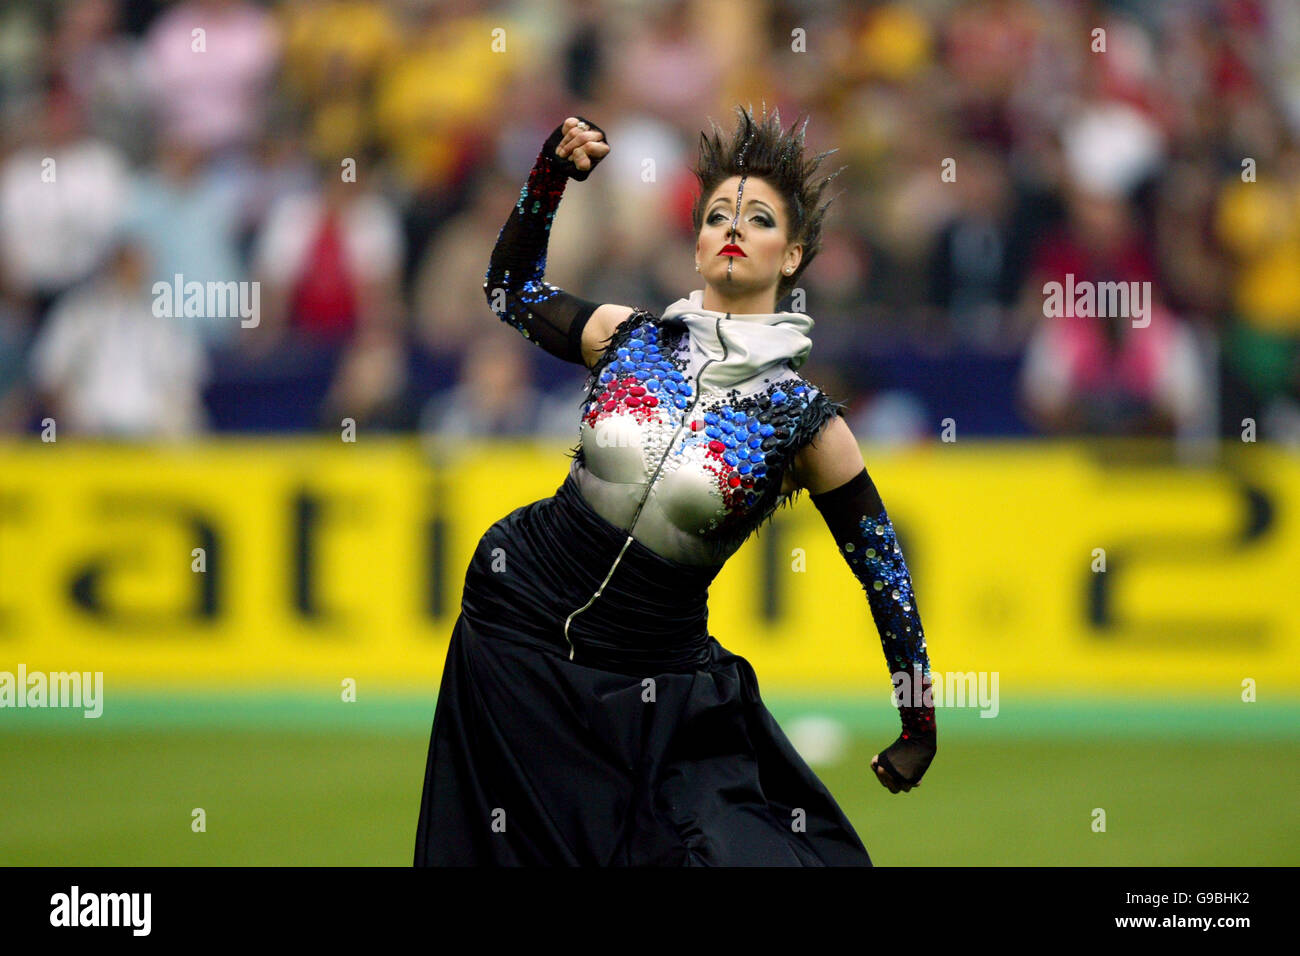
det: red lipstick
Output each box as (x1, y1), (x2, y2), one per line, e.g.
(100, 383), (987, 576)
(718, 243), (746, 257)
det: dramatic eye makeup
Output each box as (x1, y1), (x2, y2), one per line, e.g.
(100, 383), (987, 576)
(706, 201), (775, 227)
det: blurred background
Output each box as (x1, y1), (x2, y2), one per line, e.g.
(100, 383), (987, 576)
(0, 0), (1297, 866)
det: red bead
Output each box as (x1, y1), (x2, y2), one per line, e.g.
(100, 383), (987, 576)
(626, 396), (642, 407)
(708, 440), (725, 453)
(728, 476), (741, 488)
(629, 386), (646, 396)
(603, 401), (616, 411)
(614, 389), (627, 399)
(644, 396), (658, 407)
(690, 420), (700, 430)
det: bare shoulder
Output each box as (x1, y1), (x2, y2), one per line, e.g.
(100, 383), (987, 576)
(789, 413), (866, 495)
(580, 304), (637, 369)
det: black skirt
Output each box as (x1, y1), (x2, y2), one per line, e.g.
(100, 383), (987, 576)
(414, 472), (872, 866)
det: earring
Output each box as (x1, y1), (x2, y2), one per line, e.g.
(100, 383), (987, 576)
(695, 263), (700, 271)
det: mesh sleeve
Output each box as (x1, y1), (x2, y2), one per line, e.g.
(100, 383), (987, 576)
(810, 467), (937, 786)
(481, 118), (609, 366)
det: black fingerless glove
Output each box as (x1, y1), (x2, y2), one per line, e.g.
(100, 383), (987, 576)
(810, 466), (937, 786)
(481, 117), (610, 365)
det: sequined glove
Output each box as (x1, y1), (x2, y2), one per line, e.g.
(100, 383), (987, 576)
(810, 467), (937, 790)
(482, 117), (609, 365)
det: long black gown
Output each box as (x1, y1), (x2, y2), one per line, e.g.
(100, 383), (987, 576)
(414, 468), (873, 866)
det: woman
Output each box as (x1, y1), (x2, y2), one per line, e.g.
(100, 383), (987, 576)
(415, 106), (936, 866)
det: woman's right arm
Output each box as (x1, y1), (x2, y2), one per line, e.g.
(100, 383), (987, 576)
(483, 116), (629, 369)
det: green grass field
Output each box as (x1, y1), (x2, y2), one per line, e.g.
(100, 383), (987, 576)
(2, 693), (1296, 865)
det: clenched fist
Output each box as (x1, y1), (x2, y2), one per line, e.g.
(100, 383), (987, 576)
(543, 116), (610, 181)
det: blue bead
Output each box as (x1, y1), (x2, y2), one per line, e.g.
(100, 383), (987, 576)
(759, 424), (775, 436)
(646, 379), (660, 391)
(723, 437), (737, 449)
(705, 426), (721, 438)
(738, 463), (752, 475)
(748, 420), (760, 432)
(680, 385), (692, 397)
(748, 436), (762, 448)
(723, 452), (738, 466)
(634, 370), (649, 380)
(772, 390), (787, 403)
(753, 463), (767, 475)
(674, 397), (687, 409)
(629, 338), (644, 348)
(664, 381), (678, 393)
(669, 371), (684, 382)
(631, 351), (645, 361)
(720, 422), (735, 434)
(617, 348), (630, 358)
(600, 371), (613, 383)
(704, 412), (719, 425)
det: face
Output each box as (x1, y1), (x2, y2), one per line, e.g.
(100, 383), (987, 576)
(695, 175), (801, 296)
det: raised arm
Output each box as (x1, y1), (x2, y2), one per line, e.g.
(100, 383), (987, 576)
(795, 416), (937, 792)
(482, 116), (611, 366)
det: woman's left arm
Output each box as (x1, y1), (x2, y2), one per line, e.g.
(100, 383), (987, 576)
(792, 416), (938, 793)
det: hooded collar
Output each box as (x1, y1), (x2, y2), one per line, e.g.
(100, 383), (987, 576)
(659, 289), (814, 391)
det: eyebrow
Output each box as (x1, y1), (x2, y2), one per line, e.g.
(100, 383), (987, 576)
(707, 197), (776, 215)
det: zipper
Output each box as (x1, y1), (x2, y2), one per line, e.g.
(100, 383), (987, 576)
(564, 313), (731, 660)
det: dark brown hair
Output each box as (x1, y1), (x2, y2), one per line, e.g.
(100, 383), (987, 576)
(692, 103), (845, 302)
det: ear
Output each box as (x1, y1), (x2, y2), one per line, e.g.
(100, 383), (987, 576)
(785, 242), (803, 274)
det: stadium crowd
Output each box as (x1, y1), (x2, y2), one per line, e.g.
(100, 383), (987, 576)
(0, 0), (1298, 450)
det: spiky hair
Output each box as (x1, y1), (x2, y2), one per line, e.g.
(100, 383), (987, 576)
(692, 102), (846, 302)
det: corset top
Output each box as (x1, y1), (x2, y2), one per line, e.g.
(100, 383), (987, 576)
(571, 309), (841, 566)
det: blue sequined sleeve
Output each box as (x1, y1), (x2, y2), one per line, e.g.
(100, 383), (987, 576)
(482, 119), (609, 366)
(811, 467), (937, 783)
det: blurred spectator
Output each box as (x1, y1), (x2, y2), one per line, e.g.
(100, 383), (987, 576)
(927, 146), (1017, 348)
(1214, 142), (1300, 434)
(252, 161), (404, 348)
(0, 87), (128, 327)
(372, 1), (525, 195)
(29, 239), (208, 438)
(141, 0), (280, 158)
(419, 334), (577, 441)
(1018, 303), (1211, 439)
(49, 0), (147, 158)
(278, 0), (399, 163)
(123, 134), (246, 349)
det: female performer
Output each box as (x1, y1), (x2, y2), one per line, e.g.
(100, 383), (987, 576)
(415, 106), (936, 866)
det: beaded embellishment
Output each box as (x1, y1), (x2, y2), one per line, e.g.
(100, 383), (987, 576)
(571, 311), (845, 557)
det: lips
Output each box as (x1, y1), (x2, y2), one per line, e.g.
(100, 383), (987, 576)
(718, 243), (746, 257)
